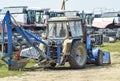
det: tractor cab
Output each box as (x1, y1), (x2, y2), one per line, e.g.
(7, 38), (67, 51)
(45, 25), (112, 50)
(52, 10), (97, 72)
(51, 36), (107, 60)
(47, 16), (84, 40)
(42, 16), (88, 68)
(45, 16), (110, 68)
(27, 8), (50, 24)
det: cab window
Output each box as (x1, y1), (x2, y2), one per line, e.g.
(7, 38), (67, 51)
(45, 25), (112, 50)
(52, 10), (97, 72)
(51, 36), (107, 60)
(69, 21), (83, 37)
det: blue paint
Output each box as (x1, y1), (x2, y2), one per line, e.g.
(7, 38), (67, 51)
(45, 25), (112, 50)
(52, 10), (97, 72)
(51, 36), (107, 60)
(103, 51), (111, 63)
(57, 42), (61, 63)
(1, 11), (50, 65)
(86, 35), (91, 50)
(52, 40), (62, 63)
(1, 11), (13, 65)
(92, 48), (99, 58)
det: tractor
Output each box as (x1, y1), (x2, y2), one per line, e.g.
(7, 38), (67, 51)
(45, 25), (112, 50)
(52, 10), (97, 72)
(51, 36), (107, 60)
(1, 11), (111, 70)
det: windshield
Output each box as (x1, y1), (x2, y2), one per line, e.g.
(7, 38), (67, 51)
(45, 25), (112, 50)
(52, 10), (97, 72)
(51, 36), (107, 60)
(56, 13), (65, 17)
(48, 22), (67, 39)
(69, 21), (83, 37)
(49, 12), (65, 18)
(27, 10), (44, 24)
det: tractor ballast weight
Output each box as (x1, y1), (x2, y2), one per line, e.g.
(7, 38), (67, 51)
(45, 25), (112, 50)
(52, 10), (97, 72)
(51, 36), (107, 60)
(1, 11), (111, 70)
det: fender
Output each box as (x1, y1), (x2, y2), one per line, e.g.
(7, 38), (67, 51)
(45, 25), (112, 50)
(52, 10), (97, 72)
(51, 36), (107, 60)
(92, 48), (100, 58)
(62, 38), (82, 56)
(92, 48), (111, 64)
(63, 38), (73, 55)
(71, 38), (83, 45)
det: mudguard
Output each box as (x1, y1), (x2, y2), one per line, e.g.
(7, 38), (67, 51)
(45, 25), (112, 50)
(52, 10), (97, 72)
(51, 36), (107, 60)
(92, 48), (111, 64)
(92, 48), (99, 58)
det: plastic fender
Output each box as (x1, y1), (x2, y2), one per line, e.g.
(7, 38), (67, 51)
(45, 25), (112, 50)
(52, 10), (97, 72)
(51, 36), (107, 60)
(103, 51), (111, 64)
(92, 48), (100, 59)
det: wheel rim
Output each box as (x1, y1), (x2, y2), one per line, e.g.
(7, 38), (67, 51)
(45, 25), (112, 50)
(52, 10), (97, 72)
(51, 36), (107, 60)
(75, 46), (86, 65)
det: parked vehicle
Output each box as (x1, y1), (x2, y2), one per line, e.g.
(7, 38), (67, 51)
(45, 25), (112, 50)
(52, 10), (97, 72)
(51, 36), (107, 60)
(92, 12), (120, 28)
(91, 11), (120, 42)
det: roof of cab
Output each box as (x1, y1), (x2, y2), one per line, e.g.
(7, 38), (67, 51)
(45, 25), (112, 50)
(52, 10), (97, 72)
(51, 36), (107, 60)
(48, 16), (81, 22)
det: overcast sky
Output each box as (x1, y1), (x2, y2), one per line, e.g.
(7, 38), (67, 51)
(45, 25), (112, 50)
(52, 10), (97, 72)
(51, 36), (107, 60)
(0, 0), (120, 13)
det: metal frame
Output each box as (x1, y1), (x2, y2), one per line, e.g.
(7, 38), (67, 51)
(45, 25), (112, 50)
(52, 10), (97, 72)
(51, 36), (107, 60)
(1, 11), (50, 65)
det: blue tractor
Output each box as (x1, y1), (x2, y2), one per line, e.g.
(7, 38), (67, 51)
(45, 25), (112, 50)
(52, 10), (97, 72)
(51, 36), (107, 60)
(1, 11), (111, 70)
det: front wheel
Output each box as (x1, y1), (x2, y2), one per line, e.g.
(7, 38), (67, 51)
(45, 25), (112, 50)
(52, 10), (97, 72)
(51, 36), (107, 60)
(95, 50), (103, 66)
(69, 41), (87, 69)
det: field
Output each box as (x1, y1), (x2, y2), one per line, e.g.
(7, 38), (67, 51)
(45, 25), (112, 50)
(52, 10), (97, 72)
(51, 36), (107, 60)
(0, 61), (23, 78)
(0, 41), (120, 81)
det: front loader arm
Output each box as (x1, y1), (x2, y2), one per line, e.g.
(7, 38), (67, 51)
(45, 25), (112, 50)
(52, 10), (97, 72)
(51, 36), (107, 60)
(2, 11), (13, 65)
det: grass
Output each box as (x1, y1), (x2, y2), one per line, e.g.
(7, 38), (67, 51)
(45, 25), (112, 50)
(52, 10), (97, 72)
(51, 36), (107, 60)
(0, 58), (41, 78)
(99, 40), (120, 52)
(0, 60), (23, 78)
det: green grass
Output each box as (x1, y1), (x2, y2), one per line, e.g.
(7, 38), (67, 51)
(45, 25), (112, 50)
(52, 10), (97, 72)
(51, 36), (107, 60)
(25, 59), (37, 67)
(99, 40), (120, 52)
(0, 60), (23, 78)
(0, 59), (41, 78)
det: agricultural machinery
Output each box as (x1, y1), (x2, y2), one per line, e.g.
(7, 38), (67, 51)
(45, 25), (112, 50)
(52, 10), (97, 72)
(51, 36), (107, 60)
(92, 11), (120, 42)
(1, 11), (111, 70)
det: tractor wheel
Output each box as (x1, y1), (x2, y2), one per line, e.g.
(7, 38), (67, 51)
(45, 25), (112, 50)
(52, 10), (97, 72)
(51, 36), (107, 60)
(69, 41), (87, 69)
(95, 50), (103, 66)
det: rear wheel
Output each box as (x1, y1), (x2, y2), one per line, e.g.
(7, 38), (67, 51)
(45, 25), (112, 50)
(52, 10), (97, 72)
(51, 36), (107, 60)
(69, 41), (87, 69)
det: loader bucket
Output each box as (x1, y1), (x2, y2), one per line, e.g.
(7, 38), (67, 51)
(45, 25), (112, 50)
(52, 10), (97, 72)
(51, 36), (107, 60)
(103, 51), (111, 64)
(8, 59), (28, 70)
